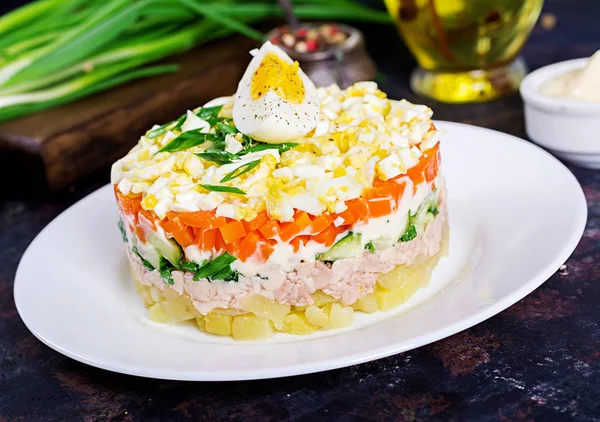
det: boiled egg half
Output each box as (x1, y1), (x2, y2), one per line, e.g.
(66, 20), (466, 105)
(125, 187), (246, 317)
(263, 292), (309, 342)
(232, 42), (319, 144)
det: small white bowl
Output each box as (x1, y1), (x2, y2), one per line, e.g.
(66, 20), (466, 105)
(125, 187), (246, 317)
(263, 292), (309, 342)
(520, 58), (600, 169)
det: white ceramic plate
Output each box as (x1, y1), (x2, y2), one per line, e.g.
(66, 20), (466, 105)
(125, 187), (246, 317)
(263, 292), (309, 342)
(14, 122), (587, 381)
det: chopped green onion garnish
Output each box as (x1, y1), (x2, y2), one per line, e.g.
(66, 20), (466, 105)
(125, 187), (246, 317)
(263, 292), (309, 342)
(199, 184), (246, 195)
(210, 266), (239, 282)
(158, 131), (213, 153)
(143, 259), (156, 271)
(147, 113), (186, 138)
(240, 142), (298, 155)
(195, 149), (238, 165)
(220, 159), (260, 182)
(197, 105), (222, 120)
(194, 252), (237, 280)
(180, 261), (200, 272)
(400, 224), (417, 242)
(216, 121), (238, 135)
(365, 242), (376, 253)
(160, 268), (174, 285)
(118, 219), (127, 242)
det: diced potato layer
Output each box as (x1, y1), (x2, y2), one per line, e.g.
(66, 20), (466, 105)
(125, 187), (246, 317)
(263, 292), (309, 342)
(240, 294), (291, 330)
(135, 226), (446, 340)
(305, 305), (329, 327)
(232, 315), (274, 340)
(281, 313), (318, 335)
(204, 313), (233, 336)
(327, 303), (354, 329)
(352, 293), (378, 313)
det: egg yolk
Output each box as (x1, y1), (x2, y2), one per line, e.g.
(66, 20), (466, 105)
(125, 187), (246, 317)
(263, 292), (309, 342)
(251, 52), (305, 104)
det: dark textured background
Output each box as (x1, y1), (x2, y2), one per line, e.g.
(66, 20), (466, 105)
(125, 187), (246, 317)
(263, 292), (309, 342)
(1, 0), (600, 421)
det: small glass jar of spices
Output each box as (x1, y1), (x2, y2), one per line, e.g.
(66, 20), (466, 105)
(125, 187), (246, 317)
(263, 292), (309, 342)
(265, 23), (377, 89)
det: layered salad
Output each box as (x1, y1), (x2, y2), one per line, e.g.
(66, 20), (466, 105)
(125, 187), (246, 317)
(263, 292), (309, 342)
(112, 42), (448, 340)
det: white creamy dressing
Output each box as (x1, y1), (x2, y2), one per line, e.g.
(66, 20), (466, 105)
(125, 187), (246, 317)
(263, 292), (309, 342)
(184, 246), (212, 264)
(541, 50), (600, 101)
(352, 177), (431, 249)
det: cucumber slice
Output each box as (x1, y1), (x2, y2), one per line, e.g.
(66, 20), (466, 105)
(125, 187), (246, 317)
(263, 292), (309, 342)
(147, 229), (182, 267)
(399, 193), (439, 243)
(135, 241), (162, 270)
(317, 233), (362, 262)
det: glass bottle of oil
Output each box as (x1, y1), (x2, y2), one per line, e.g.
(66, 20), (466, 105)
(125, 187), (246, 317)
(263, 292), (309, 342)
(385, 0), (544, 103)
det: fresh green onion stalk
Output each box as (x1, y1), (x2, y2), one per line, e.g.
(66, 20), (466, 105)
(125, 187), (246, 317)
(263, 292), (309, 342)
(0, 0), (391, 123)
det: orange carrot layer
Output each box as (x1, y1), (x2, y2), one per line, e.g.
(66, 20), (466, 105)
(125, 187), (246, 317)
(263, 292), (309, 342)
(258, 220), (280, 239)
(177, 211), (227, 229)
(238, 231), (264, 261)
(338, 199), (368, 225)
(194, 228), (216, 251)
(220, 220), (247, 244)
(279, 211), (312, 242)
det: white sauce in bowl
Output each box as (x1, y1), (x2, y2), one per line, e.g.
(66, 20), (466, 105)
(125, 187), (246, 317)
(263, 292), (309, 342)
(541, 50), (600, 101)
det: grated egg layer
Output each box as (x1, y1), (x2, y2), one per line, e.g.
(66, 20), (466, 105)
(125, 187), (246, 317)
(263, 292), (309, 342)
(111, 83), (442, 222)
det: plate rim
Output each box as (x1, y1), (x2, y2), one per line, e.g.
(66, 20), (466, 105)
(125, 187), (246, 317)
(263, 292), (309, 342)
(14, 121), (588, 381)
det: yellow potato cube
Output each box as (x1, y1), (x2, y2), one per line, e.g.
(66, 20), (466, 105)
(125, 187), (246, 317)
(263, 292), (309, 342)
(293, 305), (308, 312)
(149, 286), (163, 303)
(352, 293), (378, 313)
(305, 305), (329, 328)
(195, 316), (206, 331)
(441, 220), (450, 257)
(400, 268), (429, 299)
(378, 264), (427, 291)
(232, 315), (274, 340)
(281, 313), (318, 335)
(139, 291), (154, 307)
(240, 294), (291, 330)
(312, 291), (336, 307)
(212, 308), (247, 316)
(136, 282), (155, 307)
(136, 280), (147, 293)
(160, 296), (198, 322)
(148, 303), (171, 323)
(204, 313), (233, 336)
(327, 303), (354, 329)
(160, 286), (179, 300)
(376, 285), (405, 311)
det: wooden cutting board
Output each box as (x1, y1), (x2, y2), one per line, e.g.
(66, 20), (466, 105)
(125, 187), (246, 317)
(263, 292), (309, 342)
(0, 36), (256, 191)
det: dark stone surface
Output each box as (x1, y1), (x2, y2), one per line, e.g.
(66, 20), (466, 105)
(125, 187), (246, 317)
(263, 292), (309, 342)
(1, 0), (600, 420)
